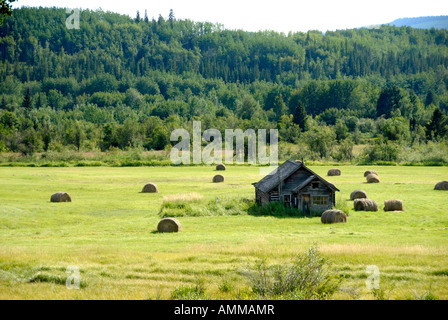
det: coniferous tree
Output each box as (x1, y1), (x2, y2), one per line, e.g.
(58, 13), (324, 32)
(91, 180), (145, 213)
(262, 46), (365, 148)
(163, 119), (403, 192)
(292, 100), (308, 132)
(0, 96), (7, 110)
(168, 9), (175, 29)
(22, 88), (33, 117)
(426, 107), (447, 140)
(425, 90), (436, 106)
(376, 86), (402, 118)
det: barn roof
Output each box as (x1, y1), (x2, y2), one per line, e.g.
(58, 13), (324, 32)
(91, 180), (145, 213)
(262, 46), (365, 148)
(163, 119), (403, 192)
(292, 174), (316, 192)
(252, 160), (339, 193)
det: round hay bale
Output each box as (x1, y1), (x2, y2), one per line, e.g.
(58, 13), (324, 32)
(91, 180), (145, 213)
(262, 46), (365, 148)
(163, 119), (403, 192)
(354, 199), (378, 211)
(216, 163), (226, 171)
(321, 209), (347, 224)
(384, 199), (404, 211)
(434, 181), (448, 190)
(212, 174), (224, 183)
(350, 189), (368, 200)
(364, 170), (378, 177)
(142, 183), (158, 193)
(157, 218), (181, 233)
(50, 192), (72, 203)
(327, 168), (341, 176)
(366, 173), (380, 183)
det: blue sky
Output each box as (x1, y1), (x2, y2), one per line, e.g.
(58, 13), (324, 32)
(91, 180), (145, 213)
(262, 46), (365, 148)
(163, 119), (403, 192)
(13, 0), (448, 33)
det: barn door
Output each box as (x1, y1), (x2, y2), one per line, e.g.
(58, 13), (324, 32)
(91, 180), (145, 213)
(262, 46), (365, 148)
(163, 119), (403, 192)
(302, 194), (311, 216)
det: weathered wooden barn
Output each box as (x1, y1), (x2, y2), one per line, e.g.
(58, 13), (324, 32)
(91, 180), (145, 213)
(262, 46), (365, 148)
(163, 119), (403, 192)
(252, 160), (339, 215)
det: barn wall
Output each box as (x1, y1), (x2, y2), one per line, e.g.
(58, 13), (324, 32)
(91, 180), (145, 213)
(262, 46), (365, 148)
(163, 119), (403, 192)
(256, 189), (270, 205)
(298, 181), (335, 213)
(269, 190), (279, 202)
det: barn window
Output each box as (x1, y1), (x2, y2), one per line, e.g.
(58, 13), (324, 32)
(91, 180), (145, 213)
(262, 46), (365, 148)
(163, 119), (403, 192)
(312, 182), (319, 189)
(312, 196), (328, 205)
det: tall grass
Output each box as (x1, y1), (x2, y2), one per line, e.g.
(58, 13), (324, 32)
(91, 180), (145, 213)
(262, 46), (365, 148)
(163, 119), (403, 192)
(0, 148), (172, 167)
(247, 201), (314, 218)
(170, 279), (209, 300)
(162, 193), (204, 203)
(159, 194), (251, 218)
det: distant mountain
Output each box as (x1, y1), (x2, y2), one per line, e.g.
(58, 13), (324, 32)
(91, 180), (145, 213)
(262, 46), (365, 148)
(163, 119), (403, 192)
(387, 16), (448, 29)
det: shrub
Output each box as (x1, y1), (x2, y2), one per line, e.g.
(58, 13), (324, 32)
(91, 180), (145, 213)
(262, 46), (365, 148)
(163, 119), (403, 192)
(362, 139), (400, 163)
(248, 201), (311, 217)
(333, 139), (354, 162)
(218, 277), (234, 293)
(414, 289), (438, 300)
(170, 281), (208, 300)
(241, 245), (341, 299)
(370, 280), (395, 300)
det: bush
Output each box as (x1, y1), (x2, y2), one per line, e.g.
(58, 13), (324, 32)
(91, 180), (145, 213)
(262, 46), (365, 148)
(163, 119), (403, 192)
(334, 197), (351, 216)
(170, 280), (208, 300)
(303, 126), (336, 159)
(218, 277), (234, 293)
(241, 244), (342, 299)
(361, 139), (400, 163)
(248, 201), (312, 217)
(333, 139), (354, 162)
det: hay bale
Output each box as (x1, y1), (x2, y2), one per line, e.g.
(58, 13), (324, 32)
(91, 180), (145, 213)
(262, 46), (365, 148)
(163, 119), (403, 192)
(50, 192), (72, 202)
(327, 168), (341, 176)
(212, 174), (224, 183)
(216, 163), (226, 171)
(364, 170), (378, 177)
(366, 173), (380, 183)
(142, 183), (158, 193)
(350, 189), (368, 200)
(157, 218), (181, 233)
(434, 181), (448, 190)
(354, 199), (378, 211)
(321, 209), (347, 224)
(384, 199), (404, 211)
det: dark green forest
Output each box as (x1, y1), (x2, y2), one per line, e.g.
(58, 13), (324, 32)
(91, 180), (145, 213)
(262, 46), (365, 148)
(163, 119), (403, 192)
(0, 7), (448, 165)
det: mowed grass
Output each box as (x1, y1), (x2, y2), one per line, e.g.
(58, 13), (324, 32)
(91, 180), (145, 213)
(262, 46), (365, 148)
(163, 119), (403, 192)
(0, 165), (447, 300)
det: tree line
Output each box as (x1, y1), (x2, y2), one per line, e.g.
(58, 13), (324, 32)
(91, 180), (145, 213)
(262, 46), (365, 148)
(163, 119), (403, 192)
(0, 7), (447, 164)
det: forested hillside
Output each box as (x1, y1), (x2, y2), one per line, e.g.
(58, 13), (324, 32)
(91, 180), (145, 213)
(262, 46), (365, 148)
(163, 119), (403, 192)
(0, 7), (447, 164)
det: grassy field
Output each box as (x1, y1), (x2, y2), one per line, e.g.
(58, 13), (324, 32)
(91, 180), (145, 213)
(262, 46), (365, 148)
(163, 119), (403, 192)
(0, 164), (447, 300)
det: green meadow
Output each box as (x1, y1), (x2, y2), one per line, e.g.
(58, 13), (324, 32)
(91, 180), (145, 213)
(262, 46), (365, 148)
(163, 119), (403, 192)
(0, 165), (447, 300)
